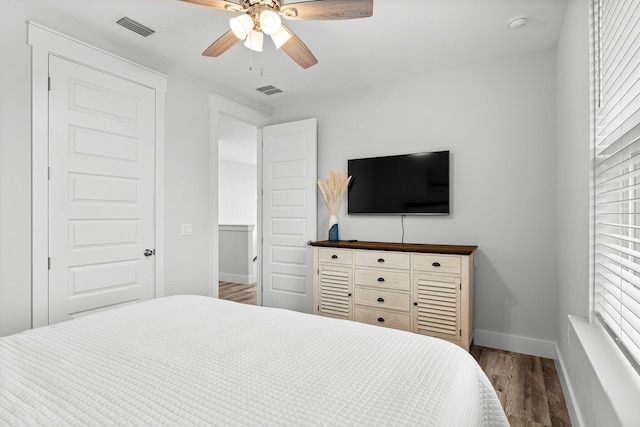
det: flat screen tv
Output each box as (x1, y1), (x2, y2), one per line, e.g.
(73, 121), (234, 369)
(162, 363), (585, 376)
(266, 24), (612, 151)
(347, 151), (449, 215)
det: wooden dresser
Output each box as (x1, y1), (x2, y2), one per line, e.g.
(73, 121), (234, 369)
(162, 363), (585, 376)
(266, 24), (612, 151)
(310, 240), (477, 350)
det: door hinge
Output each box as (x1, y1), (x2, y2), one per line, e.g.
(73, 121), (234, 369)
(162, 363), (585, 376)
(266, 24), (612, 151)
(48, 257), (51, 270)
(48, 77), (51, 91)
(460, 283), (462, 290)
(48, 167), (51, 180)
(460, 329), (462, 336)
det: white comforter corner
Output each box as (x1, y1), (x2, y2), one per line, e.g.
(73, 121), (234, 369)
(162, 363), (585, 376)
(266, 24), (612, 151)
(0, 295), (509, 426)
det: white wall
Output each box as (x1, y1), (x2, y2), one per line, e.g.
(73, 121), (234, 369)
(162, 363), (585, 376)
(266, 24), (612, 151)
(0, 1), (33, 336)
(0, 0), (219, 335)
(270, 49), (559, 353)
(163, 71), (212, 297)
(555, 1), (640, 426)
(554, 0), (593, 422)
(218, 159), (257, 225)
(218, 225), (256, 284)
(218, 159), (258, 284)
(555, 0), (590, 337)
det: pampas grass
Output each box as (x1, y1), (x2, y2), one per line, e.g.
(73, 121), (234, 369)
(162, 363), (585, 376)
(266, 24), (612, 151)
(318, 171), (352, 215)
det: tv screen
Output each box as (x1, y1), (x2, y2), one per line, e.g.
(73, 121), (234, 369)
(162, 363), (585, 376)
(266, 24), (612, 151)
(347, 151), (449, 215)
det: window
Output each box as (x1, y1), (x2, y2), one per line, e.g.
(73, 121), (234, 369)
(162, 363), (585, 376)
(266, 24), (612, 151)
(593, 0), (640, 373)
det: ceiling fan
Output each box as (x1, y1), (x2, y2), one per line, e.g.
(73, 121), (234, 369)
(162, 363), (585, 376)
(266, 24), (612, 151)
(179, 0), (373, 69)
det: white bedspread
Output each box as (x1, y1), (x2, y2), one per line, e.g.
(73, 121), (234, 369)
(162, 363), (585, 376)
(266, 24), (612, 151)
(0, 295), (508, 426)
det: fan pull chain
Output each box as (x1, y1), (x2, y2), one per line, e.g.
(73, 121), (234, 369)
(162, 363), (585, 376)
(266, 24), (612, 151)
(246, 48), (264, 76)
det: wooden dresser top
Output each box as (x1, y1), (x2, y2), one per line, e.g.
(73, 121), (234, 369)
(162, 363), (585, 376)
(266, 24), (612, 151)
(309, 240), (477, 255)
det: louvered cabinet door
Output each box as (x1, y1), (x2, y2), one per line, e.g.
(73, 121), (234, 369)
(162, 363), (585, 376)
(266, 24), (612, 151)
(317, 265), (352, 320)
(413, 273), (461, 343)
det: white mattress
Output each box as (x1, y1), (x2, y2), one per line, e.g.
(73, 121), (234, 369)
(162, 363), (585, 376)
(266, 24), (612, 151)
(0, 295), (508, 426)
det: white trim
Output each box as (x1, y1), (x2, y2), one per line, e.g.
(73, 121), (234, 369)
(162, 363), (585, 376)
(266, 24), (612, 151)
(473, 329), (557, 359)
(567, 315), (640, 427)
(208, 94), (270, 300)
(28, 22), (167, 90)
(219, 273), (257, 285)
(219, 224), (256, 232)
(555, 343), (585, 427)
(28, 22), (167, 327)
(154, 92), (166, 299)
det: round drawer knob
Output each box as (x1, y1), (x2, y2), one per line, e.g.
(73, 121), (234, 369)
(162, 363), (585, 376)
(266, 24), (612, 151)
(377, 317), (385, 323)
(377, 258), (385, 263)
(413, 302), (418, 306)
(432, 262), (441, 267)
(377, 277), (385, 282)
(377, 297), (385, 303)
(331, 255), (338, 259)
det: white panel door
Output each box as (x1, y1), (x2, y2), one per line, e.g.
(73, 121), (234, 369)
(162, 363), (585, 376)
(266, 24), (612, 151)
(262, 119), (317, 312)
(48, 56), (156, 323)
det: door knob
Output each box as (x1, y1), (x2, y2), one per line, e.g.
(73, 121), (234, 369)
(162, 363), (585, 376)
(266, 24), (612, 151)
(144, 249), (154, 257)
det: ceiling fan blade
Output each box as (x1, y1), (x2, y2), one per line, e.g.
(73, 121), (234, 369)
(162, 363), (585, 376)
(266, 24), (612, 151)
(280, 25), (318, 69)
(179, 0), (242, 12)
(281, 0), (373, 20)
(202, 30), (241, 57)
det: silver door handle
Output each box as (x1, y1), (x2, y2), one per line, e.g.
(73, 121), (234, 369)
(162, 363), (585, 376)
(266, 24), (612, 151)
(144, 249), (154, 257)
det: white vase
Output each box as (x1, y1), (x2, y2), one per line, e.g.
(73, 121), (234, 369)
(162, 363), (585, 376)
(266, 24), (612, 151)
(328, 214), (339, 241)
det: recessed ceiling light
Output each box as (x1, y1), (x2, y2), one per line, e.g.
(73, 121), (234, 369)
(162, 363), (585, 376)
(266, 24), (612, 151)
(508, 15), (528, 30)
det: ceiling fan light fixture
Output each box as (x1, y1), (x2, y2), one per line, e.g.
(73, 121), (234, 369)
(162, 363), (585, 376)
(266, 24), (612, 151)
(244, 29), (264, 51)
(259, 10), (281, 35)
(271, 26), (292, 49)
(191, 0), (374, 69)
(230, 14), (254, 39)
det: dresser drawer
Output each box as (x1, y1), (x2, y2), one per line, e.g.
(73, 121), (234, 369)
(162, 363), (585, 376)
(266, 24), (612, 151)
(354, 287), (410, 312)
(318, 248), (353, 266)
(354, 269), (410, 291)
(413, 254), (462, 274)
(354, 306), (411, 331)
(355, 251), (410, 270)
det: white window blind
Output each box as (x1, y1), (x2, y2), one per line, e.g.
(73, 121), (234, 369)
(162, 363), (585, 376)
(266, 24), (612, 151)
(593, 0), (640, 373)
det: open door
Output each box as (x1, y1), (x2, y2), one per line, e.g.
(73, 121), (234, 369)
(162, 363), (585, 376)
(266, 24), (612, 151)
(261, 118), (317, 313)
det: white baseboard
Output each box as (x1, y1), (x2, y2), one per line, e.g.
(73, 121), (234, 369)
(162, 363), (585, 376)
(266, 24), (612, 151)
(555, 343), (585, 427)
(473, 329), (557, 359)
(219, 273), (256, 285)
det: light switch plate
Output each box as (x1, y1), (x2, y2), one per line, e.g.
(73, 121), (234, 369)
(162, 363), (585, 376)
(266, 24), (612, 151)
(181, 224), (193, 236)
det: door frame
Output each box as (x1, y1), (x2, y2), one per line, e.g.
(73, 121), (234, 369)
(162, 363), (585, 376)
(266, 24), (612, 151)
(209, 94), (270, 302)
(28, 22), (167, 328)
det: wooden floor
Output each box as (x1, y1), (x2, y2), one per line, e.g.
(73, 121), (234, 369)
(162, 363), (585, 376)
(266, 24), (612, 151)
(219, 281), (257, 305)
(470, 346), (571, 427)
(218, 282), (571, 427)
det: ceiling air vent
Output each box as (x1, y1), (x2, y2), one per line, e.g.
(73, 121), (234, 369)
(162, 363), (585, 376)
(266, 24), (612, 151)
(256, 85), (283, 96)
(116, 17), (155, 37)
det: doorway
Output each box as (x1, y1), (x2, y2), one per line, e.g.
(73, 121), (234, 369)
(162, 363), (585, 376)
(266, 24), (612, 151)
(29, 23), (167, 327)
(208, 96), (317, 313)
(218, 114), (259, 305)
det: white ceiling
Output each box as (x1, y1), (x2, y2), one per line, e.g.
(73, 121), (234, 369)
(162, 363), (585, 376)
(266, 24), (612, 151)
(27, 0), (567, 110)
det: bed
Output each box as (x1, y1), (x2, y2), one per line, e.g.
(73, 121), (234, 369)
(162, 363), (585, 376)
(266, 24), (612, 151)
(0, 295), (508, 426)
